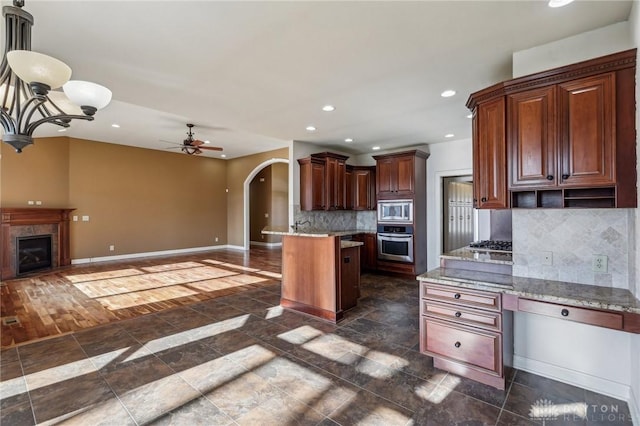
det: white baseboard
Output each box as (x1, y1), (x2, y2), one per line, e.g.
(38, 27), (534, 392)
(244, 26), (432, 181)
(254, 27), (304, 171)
(250, 241), (282, 248)
(513, 355), (634, 410)
(72, 245), (231, 264)
(225, 245), (247, 251)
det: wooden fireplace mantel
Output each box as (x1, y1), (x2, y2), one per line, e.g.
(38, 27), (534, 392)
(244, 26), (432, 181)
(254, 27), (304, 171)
(1, 208), (75, 280)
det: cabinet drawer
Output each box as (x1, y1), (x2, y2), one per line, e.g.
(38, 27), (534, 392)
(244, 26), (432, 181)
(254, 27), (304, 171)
(422, 300), (502, 332)
(422, 316), (502, 375)
(422, 282), (501, 312)
(518, 299), (623, 330)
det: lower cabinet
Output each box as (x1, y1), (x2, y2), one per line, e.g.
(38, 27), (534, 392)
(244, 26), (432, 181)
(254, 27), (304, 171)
(353, 233), (377, 271)
(419, 281), (509, 390)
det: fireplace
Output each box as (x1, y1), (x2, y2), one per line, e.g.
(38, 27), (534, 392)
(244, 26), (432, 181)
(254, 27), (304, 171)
(1, 208), (74, 280)
(17, 234), (53, 275)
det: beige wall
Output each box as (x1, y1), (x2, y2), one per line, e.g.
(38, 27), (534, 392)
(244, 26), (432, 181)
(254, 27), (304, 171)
(1, 137), (71, 207)
(1, 136), (228, 259)
(226, 147), (289, 247)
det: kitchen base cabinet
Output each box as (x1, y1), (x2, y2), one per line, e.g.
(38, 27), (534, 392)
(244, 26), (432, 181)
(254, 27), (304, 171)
(420, 281), (512, 390)
(352, 233), (377, 271)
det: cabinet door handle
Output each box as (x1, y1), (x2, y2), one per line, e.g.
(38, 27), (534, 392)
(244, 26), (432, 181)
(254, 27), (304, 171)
(561, 308), (569, 317)
(454, 311), (462, 318)
(481, 197), (487, 202)
(546, 175), (554, 180)
(562, 174), (570, 180)
(454, 341), (461, 348)
(454, 293), (461, 299)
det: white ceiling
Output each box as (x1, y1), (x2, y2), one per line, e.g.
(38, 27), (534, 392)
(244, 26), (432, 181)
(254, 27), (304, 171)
(2, 0), (634, 159)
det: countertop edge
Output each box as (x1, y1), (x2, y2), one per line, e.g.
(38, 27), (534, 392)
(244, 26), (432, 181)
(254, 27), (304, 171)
(417, 270), (640, 315)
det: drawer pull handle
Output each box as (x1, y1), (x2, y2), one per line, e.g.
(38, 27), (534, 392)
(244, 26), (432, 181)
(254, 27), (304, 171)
(455, 311), (462, 318)
(561, 308), (569, 317)
(454, 341), (461, 348)
(454, 293), (461, 299)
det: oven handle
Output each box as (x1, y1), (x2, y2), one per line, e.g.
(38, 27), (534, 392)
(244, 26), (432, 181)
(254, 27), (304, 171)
(378, 233), (413, 239)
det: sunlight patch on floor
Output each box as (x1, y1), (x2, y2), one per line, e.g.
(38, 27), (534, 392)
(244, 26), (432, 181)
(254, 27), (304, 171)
(277, 325), (325, 345)
(140, 261), (205, 273)
(65, 268), (143, 283)
(96, 285), (199, 310)
(254, 270), (282, 279)
(23, 358), (97, 391)
(421, 375), (458, 403)
(218, 263), (261, 272)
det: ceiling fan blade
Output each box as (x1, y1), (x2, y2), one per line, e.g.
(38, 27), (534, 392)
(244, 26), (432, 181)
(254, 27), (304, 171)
(198, 146), (224, 151)
(160, 139), (181, 145)
(191, 139), (205, 146)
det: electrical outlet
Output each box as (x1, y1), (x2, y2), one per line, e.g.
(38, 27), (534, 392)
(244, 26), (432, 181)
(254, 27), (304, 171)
(109, 245), (115, 251)
(35, 200), (42, 205)
(541, 251), (553, 266)
(28, 200), (34, 205)
(72, 215), (78, 222)
(593, 255), (608, 273)
(215, 237), (219, 242)
(264, 213), (269, 218)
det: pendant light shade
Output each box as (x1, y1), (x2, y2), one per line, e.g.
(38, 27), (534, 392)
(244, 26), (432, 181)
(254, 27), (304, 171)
(45, 91), (84, 116)
(6, 50), (72, 89)
(63, 80), (112, 113)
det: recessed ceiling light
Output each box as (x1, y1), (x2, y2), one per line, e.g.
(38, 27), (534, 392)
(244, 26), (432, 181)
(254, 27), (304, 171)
(306, 126), (316, 132)
(548, 0), (574, 7)
(445, 133), (455, 138)
(466, 114), (473, 119)
(221, 154), (226, 158)
(322, 105), (335, 112)
(344, 138), (353, 143)
(57, 128), (67, 132)
(372, 146), (381, 151)
(111, 123), (120, 128)
(441, 89), (456, 98)
(204, 140), (210, 144)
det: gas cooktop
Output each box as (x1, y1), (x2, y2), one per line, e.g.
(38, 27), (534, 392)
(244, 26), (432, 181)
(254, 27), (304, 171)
(468, 240), (512, 252)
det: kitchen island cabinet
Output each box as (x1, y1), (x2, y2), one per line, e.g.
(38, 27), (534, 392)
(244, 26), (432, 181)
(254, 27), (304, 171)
(262, 227), (362, 322)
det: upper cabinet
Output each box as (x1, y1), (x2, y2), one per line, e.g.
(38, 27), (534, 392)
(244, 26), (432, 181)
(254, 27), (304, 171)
(473, 97), (509, 209)
(350, 166), (376, 210)
(298, 152), (350, 211)
(374, 151), (429, 199)
(468, 49), (637, 209)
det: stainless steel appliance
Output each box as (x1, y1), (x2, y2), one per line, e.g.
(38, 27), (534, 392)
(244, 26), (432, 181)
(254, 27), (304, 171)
(377, 200), (413, 224)
(377, 224), (414, 262)
(468, 240), (512, 253)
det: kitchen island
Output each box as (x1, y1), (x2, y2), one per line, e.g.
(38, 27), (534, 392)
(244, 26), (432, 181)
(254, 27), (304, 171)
(262, 226), (366, 322)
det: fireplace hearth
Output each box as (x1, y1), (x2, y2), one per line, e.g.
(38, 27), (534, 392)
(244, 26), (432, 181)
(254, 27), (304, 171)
(17, 234), (53, 275)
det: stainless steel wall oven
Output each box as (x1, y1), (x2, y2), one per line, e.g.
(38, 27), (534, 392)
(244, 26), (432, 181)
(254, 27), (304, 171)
(377, 224), (414, 263)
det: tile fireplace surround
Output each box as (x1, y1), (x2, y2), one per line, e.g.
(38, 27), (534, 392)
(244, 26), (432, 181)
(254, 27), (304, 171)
(0, 208), (74, 280)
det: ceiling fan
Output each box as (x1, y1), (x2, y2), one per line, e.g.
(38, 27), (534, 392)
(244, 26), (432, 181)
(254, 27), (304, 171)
(162, 124), (223, 155)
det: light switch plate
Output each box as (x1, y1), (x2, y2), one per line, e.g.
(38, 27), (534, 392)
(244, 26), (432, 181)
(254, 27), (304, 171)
(82, 215), (90, 222)
(541, 251), (553, 266)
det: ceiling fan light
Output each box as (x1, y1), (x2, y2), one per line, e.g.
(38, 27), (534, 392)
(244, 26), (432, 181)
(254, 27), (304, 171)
(63, 80), (112, 112)
(6, 50), (72, 89)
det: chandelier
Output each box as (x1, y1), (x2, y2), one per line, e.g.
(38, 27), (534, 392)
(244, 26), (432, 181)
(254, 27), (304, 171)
(1, 0), (112, 153)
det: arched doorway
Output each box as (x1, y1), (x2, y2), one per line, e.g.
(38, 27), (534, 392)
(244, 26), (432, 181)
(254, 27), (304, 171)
(243, 158), (289, 250)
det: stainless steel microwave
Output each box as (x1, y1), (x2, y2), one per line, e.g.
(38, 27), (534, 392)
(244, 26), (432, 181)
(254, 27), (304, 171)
(377, 200), (413, 223)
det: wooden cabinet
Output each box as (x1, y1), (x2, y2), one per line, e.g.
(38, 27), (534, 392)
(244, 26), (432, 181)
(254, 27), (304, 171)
(558, 73), (615, 187)
(374, 151), (428, 199)
(350, 166), (376, 210)
(473, 97), (508, 209)
(353, 233), (377, 271)
(420, 281), (507, 390)
(298, 152), (349, 211)
(508, 86), (557, 189)
(345, 166), (353, 211)
(469, 48), (637, 209)
(298, 157), (326, 211)
(340, 245), (360, 311)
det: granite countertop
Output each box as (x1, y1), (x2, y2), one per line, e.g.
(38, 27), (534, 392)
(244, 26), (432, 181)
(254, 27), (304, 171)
(341, 241), (364, 249)
(262, 226), (375, 237)
(417, 268), (640, 314)
(441, 247), (513, 265)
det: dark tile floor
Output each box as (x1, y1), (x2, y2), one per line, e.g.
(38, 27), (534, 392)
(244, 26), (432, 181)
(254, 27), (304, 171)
(0, 270), (633, 425)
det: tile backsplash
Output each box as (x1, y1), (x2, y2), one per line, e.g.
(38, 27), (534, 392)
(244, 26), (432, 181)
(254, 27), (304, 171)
(512, 209), (635, 290)
(293, 205), (376, 232)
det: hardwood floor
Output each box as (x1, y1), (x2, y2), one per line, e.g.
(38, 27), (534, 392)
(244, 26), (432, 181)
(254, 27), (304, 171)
(0, 248), (283, 348)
